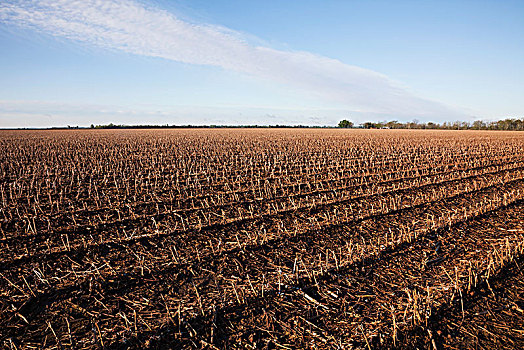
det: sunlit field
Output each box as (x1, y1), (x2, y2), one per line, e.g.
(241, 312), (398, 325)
(1, 129), (524, 349)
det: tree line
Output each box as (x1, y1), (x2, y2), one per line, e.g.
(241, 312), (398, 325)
(89, 123), (321, 129)
(7, 118), (523, 131)
(338, 118), (524, 131)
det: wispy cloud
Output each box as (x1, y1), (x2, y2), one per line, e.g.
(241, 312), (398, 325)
(0, 0), (465, 119)
(0, 99), (356, 127)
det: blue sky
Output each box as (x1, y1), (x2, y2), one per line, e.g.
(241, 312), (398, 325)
(0, 0), (523, 127)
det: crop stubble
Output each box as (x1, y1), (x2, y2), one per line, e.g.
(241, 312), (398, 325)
(0, 128), (523, 349)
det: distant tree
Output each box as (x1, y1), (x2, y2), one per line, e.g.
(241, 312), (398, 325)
(407, 119), (420, 129)
(90, 124), (95, 129)
(362, 122), (376, 129)
(338, 119), (354, 128)
(386, 120), (401, 129)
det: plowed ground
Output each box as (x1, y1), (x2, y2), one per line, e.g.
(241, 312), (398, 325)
(0, 129), (523, 349)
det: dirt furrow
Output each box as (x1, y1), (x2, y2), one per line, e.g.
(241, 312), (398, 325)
(2, 178), (523, 348)
(2, 160), (523, 270)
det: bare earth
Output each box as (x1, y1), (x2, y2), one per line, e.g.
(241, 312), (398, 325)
(1, 129), (523, 349)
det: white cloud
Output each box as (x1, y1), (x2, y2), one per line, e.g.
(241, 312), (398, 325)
(0, 100), (317, 127)
(0, 99), (377, 127)
(0, 0), (467, 120)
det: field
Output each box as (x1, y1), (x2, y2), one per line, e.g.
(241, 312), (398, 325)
(1, 128), (524, 349)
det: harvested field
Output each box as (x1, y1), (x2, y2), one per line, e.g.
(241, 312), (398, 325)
(1, 128), (523, 349)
